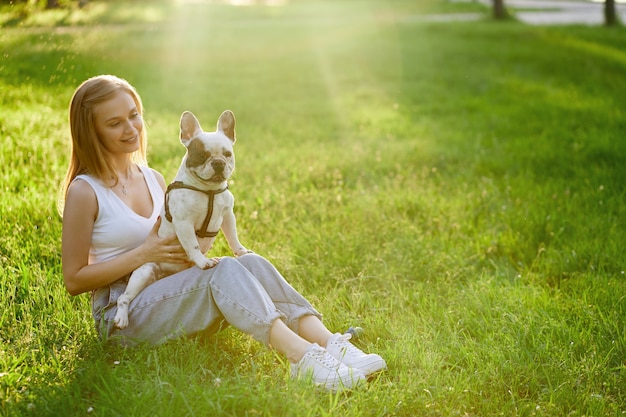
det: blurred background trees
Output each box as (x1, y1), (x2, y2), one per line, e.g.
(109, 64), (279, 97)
(0, 0), (621, 26)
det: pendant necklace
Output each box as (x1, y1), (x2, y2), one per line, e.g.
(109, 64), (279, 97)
(115, 166), (133, 195)
(116, 177), (129, 195)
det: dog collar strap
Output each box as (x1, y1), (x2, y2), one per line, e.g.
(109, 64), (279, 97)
(164, 181), (229, 238)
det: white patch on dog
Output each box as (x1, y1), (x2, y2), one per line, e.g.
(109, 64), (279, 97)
(113, 110), (252, 330)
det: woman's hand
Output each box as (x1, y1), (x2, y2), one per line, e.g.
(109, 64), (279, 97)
(142, 217), (190, 264)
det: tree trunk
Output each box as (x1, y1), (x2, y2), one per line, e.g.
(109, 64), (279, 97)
(46, 0), (60, 9)
(493, 0), (507, 20)
(605, 0), (619, 26)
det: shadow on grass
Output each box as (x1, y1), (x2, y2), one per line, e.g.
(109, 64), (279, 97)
(15, 328), (258, 416)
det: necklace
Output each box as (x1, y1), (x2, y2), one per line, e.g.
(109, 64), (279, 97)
(112, 180), (128, 195)
(115, 173), (130, 195)
(113, 165), (134, 195)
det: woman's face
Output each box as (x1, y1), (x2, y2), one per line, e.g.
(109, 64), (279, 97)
(93, 91), (143, 156)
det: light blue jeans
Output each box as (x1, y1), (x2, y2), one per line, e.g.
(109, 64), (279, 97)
(91, 254), (322, 346)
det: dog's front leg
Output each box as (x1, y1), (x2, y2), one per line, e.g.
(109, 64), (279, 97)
(114, 263), (159, 329)
(221, 209), (252, 257)
(173, 220), (215, 269)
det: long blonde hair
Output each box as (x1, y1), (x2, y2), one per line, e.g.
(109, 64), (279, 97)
(58, 75), (148, 215)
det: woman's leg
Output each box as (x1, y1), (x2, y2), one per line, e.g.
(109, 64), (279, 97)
(268, 319), (310, 363)
(235, 254), (343, 347)
(235, 253), (323, 335)
(234, 254), (386, 376)
(103, 257), (284, 346)
(99, 256), (365, 390)
(99, 256), (324, 362)
(298, 315), (334, 347)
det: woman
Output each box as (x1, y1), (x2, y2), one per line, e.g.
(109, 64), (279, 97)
(60, 75), (386, 391)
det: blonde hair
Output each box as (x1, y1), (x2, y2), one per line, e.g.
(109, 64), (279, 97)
(58, 75), (148, 215)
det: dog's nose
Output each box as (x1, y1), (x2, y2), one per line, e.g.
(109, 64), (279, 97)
(212, 160), (225, 173)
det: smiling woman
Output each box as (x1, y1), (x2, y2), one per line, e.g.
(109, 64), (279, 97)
(62, 75), (148, 204)
(58, 74), (386, 394)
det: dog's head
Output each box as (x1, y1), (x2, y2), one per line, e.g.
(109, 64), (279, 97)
(179, 110), (236, 185)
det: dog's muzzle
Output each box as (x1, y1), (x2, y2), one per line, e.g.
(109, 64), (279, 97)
(212, 159), (225, 173)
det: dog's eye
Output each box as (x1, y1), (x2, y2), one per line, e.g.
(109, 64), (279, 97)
(224, 151), (232, 158)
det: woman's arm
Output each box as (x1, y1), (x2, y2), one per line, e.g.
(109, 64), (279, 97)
(61, 177), (186, 296)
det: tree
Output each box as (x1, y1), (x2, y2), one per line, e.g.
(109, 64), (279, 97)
(605, 0), (620, 26)
(493, 0), (508, 20)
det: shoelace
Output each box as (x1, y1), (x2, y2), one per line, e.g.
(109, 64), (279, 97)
(333, 334), (363, 357)
(309, 346), (341, 368)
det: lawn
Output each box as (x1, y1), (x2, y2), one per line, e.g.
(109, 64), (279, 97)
(1, 0), (625, 416)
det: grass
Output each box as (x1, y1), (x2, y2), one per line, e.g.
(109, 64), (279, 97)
(1, 0), (625, 415)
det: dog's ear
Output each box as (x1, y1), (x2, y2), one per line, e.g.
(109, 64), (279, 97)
(217, 110), (236, 143)
(180, 111), (203, 145)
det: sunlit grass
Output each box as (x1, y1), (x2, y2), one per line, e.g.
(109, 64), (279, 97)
(0, 1), (172, 27)
(1, 1), (625, 416)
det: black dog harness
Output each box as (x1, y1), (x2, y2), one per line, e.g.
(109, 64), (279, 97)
(164, 181), (229, 238)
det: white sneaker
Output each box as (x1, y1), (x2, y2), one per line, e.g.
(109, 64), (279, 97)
(291, 343), (366, 391)
(326, 333), (387, 376)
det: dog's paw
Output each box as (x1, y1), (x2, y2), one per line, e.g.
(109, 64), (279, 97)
(196, 257), (219, 269)
(114, 311), (129, 330)
(114, 297), (130, 329)
(234, 248), (254, 257)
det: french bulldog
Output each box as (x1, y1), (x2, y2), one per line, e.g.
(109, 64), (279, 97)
(113, 110), (252, 330)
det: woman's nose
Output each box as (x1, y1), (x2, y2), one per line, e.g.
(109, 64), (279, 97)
(124, 120), (138, 133)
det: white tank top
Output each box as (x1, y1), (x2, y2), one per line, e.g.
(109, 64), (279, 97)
(74, 165), (164, 264)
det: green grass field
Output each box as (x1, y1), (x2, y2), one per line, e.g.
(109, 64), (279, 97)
(1, 0), (625, 415)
